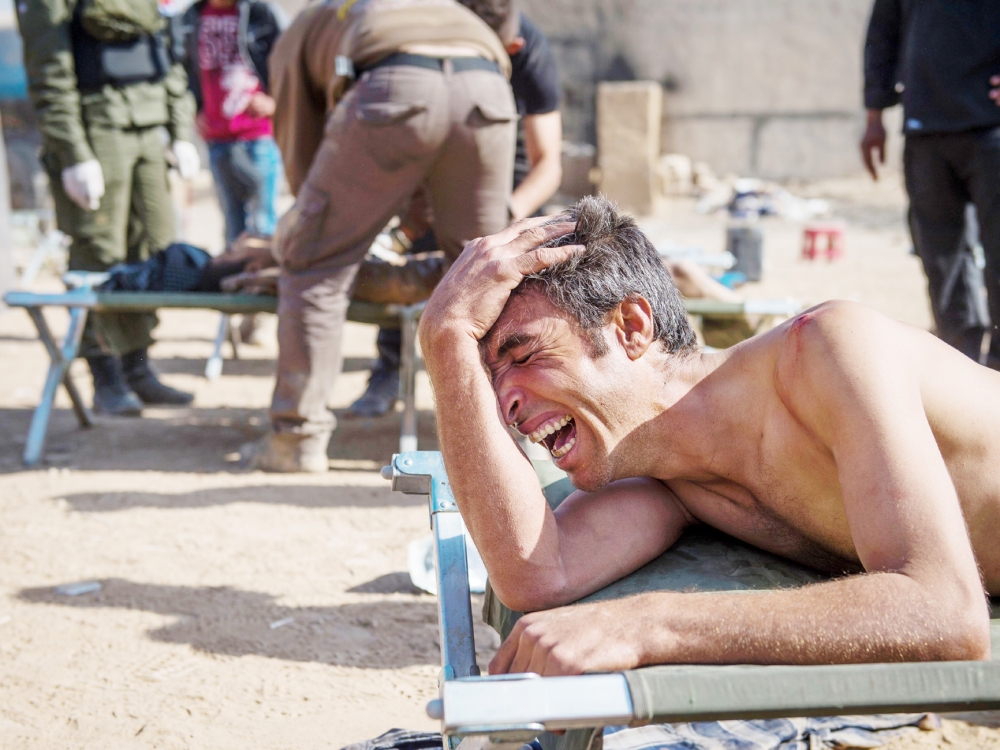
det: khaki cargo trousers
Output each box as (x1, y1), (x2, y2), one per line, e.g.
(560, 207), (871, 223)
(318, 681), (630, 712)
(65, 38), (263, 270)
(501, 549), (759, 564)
(47, 124), (175, 358)
(271, 61), (516, 444)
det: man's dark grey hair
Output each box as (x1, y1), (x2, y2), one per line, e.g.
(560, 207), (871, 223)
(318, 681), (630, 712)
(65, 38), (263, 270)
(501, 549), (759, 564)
(513, 195), (696, 356)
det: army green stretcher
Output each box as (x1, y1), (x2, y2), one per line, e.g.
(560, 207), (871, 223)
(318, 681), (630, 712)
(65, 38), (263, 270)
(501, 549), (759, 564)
(382, 451), (1000, 750)
(3, 275), (426, 466)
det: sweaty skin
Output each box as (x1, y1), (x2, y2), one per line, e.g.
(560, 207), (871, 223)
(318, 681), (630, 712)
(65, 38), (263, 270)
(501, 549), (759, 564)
(419, 221), (999, 677)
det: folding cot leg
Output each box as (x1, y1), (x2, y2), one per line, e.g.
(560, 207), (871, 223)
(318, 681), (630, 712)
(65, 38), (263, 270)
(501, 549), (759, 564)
(206, 313), (230, 380)
(23, 305), (90, 467)
(384, 453), (477, 749)
(228, 316), (242, 359)
(398, 305), (420, 453)
(435, 506), (479, 750)
(26, 306), (92, 429)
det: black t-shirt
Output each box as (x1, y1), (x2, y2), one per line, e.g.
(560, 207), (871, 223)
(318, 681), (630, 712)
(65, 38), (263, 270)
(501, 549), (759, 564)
(510, 13), (561, 188)
(864, 0), (1000, 134)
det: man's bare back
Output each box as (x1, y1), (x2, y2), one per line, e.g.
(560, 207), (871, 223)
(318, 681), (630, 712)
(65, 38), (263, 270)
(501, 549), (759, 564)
(417, 196), (997, 675)
(661, 303), (1000, 592)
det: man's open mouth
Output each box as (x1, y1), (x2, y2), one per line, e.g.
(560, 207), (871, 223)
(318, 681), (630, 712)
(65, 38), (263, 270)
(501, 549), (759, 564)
(528, 415), (577, 459)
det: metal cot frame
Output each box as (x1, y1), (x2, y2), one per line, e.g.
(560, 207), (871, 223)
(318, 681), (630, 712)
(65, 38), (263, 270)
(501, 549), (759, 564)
(383, 452), (1000, 747)
(4, 276), (796, 470)
(3, 277), (426, 466)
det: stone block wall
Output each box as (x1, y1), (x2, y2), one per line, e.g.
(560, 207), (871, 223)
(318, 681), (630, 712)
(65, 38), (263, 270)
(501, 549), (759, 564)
(522, 0), (900, 180)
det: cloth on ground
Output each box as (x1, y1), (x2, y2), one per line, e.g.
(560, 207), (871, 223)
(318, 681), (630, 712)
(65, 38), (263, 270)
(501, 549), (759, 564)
(339, 729), (444, 750)
(601, 715), (925, 750)
(341, 718), (927, 750)
(342, 732), (542, 750)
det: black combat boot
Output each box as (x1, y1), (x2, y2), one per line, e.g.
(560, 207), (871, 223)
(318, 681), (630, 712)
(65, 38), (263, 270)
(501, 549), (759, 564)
(347, 363), (400, 418)
(86, 355), (143, 416)
(347, 328), (400, 418)
(121, 348), (194, 406)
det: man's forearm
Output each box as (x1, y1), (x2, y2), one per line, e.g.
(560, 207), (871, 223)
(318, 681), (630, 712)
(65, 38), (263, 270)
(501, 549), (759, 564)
(510, 156), (562, 221)
(424, 330), (564, 608)
(496, 567), (991, 675)
(633, 572), (990, 665)
(511, 111), (563, 221)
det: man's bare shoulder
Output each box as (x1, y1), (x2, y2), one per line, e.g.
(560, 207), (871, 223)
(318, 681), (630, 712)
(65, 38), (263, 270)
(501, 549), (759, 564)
(751, 301), (929, 440)
(763, 300), (1000, 438)
(768, 299), (996, 385)
(770, 300), (916, 391)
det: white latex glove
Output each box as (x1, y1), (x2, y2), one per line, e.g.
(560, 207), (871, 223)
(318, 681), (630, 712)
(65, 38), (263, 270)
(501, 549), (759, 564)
(171, 140), (201, 180)
(61, 159), (105, 211)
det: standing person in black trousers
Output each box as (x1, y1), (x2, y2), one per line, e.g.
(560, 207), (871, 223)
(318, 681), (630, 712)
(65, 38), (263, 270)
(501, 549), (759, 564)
(861, 0), (1000, 368)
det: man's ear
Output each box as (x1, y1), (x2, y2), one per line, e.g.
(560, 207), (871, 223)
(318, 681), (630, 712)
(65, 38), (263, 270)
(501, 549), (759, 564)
(505, 37), (526, 56)
(613, 297), (656, 360)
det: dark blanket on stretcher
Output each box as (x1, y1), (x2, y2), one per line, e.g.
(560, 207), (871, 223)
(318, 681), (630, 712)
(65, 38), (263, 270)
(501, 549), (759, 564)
(99, 243), (215, 293)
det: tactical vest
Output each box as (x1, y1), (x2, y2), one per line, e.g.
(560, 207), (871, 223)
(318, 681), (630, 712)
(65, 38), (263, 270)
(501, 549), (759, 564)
(70, 2), (172, 93)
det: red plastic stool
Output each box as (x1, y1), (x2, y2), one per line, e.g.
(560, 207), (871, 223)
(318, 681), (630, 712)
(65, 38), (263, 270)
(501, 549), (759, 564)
(802, 223), (845, 260)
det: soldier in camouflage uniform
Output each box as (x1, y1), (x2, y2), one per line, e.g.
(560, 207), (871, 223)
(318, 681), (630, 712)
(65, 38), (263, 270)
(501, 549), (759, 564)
(17, 0), (200, 414)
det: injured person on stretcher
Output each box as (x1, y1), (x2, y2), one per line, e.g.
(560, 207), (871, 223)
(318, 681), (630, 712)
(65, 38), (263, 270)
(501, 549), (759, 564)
(418, 195), (1000, 675)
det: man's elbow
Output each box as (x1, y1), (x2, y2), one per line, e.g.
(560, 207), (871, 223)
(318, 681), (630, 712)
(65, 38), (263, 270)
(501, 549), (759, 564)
(919, 583), (993, 661)
(490, 572), (569, 614)
(938, 609), (992, 661)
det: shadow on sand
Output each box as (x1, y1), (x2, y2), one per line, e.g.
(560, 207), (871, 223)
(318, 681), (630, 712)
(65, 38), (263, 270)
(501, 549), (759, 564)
(16, 577), (486, 670)
(61, 482), (425, 512)
(0, 405), (438, 475)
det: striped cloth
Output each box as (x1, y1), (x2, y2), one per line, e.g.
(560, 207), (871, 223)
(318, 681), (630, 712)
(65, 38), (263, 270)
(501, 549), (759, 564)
(343, 714), (926, 750)
(602, 714), (926, 750)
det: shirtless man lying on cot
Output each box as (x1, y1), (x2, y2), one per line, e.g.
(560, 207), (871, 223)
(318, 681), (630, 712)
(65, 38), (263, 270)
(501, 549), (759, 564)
(418, 195), (1000, 676)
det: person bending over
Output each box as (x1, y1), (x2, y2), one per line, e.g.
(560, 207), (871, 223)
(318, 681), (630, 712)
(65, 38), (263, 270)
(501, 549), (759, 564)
(418, 195), (999, 675)
(249, 0), (517, 472)
(348, 7), (563, 418)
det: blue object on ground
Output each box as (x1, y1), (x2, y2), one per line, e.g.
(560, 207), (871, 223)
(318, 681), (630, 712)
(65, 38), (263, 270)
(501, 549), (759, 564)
(714, 271), (747, 289)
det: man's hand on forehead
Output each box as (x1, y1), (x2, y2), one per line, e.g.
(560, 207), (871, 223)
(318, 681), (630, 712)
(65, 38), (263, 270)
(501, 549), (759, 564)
(418, 217), (583, 346)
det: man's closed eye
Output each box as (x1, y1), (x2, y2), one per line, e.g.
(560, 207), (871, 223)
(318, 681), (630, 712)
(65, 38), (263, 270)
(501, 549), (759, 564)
(514, 352), (535, 366)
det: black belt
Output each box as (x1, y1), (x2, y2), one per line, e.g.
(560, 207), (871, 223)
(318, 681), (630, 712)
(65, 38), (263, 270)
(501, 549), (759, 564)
(357, 52), (500, 77)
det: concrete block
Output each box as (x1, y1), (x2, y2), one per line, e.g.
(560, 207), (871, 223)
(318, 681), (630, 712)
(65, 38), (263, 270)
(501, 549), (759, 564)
(597, 81), (662, 215)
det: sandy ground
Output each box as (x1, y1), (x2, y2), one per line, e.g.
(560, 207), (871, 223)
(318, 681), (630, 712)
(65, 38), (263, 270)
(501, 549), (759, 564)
(1, 172), (997, 749)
